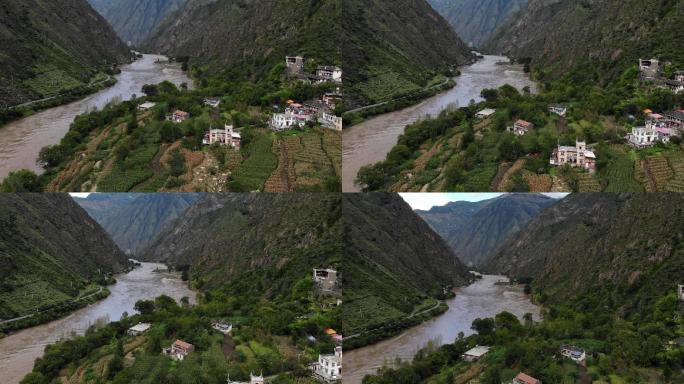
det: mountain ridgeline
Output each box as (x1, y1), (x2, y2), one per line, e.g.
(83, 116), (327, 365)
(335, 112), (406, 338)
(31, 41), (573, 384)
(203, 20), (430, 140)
(416, 194), (557, 268)
(74, 193), (203, 256)
(341, 193), (471, 347)
(87, 0), (188, 46)
(145, 0), (341, 78)
(0, 194), (129, 321)
(485, 193), (684, 318)
(0, 0), (130, 108)
(140, 194), (342, 298)
(427, 0), (528, 48)
(343, 0), (474, 108)
(484, 0), (684, 81)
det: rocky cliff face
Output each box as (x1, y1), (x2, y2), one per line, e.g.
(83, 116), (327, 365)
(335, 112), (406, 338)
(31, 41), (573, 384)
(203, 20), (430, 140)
(0, 194), (129, 319)
(416, 194), (558, 268)
(342, 193), (471, 328)
(428, 0), (528, 48)
(485, 193), (684, 317)
(88, 0), (188, 46)
(343, 0), (475, 107)
(140, 194), (342, 297)
(0, 0), (131, 107)
(144, 0), (340, 78)
(484, 0), (684, 80)
(74, 193), (202, 256)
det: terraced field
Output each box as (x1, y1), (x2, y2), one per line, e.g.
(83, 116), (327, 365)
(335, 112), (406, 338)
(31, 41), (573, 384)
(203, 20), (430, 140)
(665, 152), (684, 192)
(230, 134), (278, 192)
(644, 155), (674, 192)
(577, 173), (602, 192)
(603, 153), (643, 192)
(294, 133), (335, 189)
(523, 171), (554, 192)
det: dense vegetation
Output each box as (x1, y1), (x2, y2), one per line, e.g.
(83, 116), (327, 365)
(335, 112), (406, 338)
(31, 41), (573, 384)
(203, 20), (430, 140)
(0, 0), (130, 110)
(361, 193), (684, 383)
(341, 193), (472, 349)
(357, 62), (684, 192)
(0, 194), (130, 334)
(342, 0), (473, 109)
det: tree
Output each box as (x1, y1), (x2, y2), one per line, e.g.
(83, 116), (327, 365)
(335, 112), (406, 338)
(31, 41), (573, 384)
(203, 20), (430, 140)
(471, 317), (495, 336)
(141, 84), (158, 97)
(1, 170), (41, 192)
(168, 149), (186, 177)
(38, 145), (68, 168)
(134, 300), (155, 315)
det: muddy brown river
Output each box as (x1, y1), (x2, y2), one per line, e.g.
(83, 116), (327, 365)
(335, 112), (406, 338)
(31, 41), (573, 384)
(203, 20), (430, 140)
(0, 262), (197, 384)
(0, 54), (193, 180)
(344, 275), (541, 384)
(343, 55), (538, 192)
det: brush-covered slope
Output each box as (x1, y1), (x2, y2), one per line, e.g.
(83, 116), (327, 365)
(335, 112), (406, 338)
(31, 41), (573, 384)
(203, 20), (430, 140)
(343, 0), (474, 108)
(140, 194), (341, 298)
(88, 0), (188, 46)
(486, 193), (684, 317)
(74, 193), (202, 256)
(485, 0), (684, 81)
(144, 0), (340, 78)
(416, 194), (557, 268)
(428, 0), (528, 48)
(342, 193), (471, 339)
(0, 194), (129, 320)
(0, 0), (131, 107)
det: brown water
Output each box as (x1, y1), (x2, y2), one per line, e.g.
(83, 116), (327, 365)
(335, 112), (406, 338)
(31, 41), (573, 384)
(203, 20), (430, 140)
(0, 54), (193, 180)
(343, 275), (541, 384)
(343, 55), (537, 192)
(0, 262), (197, 384)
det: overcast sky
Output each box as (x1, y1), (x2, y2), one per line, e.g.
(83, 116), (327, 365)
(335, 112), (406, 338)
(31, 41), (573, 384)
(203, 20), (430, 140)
(400, 193), (569, 211)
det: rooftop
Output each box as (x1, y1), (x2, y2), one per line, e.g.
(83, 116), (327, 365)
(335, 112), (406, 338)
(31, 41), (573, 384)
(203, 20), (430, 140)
(515, 372), (541, 384)
(464, 345), (490, 357)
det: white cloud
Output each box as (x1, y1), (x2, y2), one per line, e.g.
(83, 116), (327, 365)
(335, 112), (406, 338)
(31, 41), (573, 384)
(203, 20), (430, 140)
(399, 193), (568, 210)
(69, 193), (91, 199)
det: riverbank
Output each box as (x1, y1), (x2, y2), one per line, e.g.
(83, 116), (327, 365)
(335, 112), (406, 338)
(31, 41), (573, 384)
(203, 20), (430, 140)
(0, 262), (196, 384)
(0, 54), (193, 180)
(343, 55), (537, 192)
(344, 275), (541, 384)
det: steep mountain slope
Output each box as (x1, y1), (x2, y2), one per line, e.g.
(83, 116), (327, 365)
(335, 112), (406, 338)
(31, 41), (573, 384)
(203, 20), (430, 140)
(145, 0), (340, 78)
(428, 0), (528, 48)
(485, 0), (684, 81)
(486, 193), (684, 317)
(343, 0), (475, 107)
(416, 194), (558, 268)
(342, 193), (471, 344)
(88, 0), (188, 46)
(140, 194), (342, 298)
(74, 193), (202, 255)
(0, 0), (131, 107)
(0, 194), (129, 320)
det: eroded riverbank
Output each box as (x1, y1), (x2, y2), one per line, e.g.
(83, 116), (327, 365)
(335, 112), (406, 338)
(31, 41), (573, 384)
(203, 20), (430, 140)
(0, 262), (196, 384)
(0, 54), (193, 180)
(343, 55), (537, 192)
(343, 275), (541, 384)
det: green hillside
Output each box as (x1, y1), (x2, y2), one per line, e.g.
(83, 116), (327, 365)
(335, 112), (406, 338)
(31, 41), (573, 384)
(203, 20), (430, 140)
(342, 193), (472, 348)
(0, 194), (130, 331)
(0, 0), (130, 109)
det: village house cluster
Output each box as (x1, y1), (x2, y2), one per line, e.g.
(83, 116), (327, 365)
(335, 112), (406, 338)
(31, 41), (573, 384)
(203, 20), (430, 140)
(639, 58), (684, 94)
(227, 373), (265, 384)
(627, 108), (684, 147)
(271, 56), (343, 132)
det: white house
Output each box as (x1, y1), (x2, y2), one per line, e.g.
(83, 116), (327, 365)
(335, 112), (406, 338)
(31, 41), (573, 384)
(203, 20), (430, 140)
(163, 339), (195, 361)
(311, 346), (342, 382)
(227, 373), (265, 384)
(271, 107), (313, 131)
(462, 345), (490, 362)
(320, 112), (343, 131)
(128, 323), (151, 336)
(678, 284), (684, 302)
(313, 268), (338, 291)
(138, 102), (156, 111)
(560, 345), (586, 363)
(204, 98), (221, 108)
(639, 58), (660, 79)
(549, 104), (568, 117)
(286, 56), (305, 74)
(476, 108), (496, 119)
(316, 66), (342, 83)
(628, 125), (658, 147)
(550, 140), (596, 173)
(509, 119), (533, 136)
(211, 320), (233, 335)
(203, 124), (241, 150)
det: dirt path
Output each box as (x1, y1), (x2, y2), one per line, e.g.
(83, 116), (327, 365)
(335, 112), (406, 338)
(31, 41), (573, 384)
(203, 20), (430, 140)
(642, 159), (658, 192)
(577, 362), (590, 384)
(280, 141), (291, 191)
